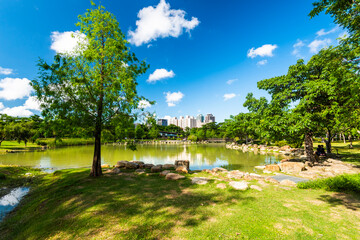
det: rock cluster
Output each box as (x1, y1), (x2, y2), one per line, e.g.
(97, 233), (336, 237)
(226, 143), (305, 157)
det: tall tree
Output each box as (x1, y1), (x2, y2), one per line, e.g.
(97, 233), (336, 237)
(32, 4), (149, 176)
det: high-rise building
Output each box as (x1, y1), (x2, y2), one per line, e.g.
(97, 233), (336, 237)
(205, 114), (215, 123)
(157, 119), (168, 126)
(196, 114), (204, 123)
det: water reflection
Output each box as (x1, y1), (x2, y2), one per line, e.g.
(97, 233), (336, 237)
(0, 187), (30, 222)
(0, 144), (280, 172)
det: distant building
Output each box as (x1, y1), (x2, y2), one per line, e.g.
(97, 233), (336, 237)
(157, 119), (168, 126)
(205, 114), (215, 123)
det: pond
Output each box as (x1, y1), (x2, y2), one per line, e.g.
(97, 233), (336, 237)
(0, 144), (281, 172)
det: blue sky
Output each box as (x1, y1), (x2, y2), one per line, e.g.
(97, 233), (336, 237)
(0, 0), (344, 122)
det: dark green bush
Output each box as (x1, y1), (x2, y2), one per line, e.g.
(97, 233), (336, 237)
(0, 173), (6, 179)
(298, 174), (360, 193)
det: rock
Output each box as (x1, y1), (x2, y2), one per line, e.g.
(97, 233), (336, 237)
(111, 167), (121, 174)
(229, 181), (249, 190)
(101, 164), (110, 168)
(191, 177), (210, 185)
(265, 177), (279, 184)
(144, 164), (154, 169)
(135, 169), (145, 174)
(132, 161), (144, 165)
(227, 170), (245, 179)
(265, 164), (281, 172)
(162, 164), (176, 170)
(116, 161), (128, 168)
(280, 145), (291, 151)
(216, 183), (227, 189)
(250, 185), (263, 191)
(255, 166), (266, 170)
(165, 173), (185, 180)
(253, 144), (258, 148)
(151, 165), (162, 173)
(279, 162), (305, 173)
(176, 166), (188, 174)
(263, 170), (272, 174)
(125, 162), (139, 169)
(160, 170), (170, 176)
(280, 179), (297, 187)
(212, 167), (228, 172)
(304, 161), (313, 168)
(298, 171), (318, 179)
(175, 160), (190, 170)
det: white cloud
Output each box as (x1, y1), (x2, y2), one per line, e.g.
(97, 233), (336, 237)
(292, 39), (305, 57)
(223, 93), (236, 101)
(165, 91), (184, 107)
(316, 26), (339, 37)
(257, 60), (268, 66)
(128, 0), (200, 46)
(147, 68), (175, 83)
(138, 100), (152, 109)
(226, 79), (237, 85)
(50, 31), (87, 55)
(0, 106), (33, 117)
(247, 44), (278, 58)
(308, 38), (332, 53)
(0, 78), (32, 100)
(0, 67), (13, 75)
(24, 96), (41, 111)
(0, 102), (4, 110)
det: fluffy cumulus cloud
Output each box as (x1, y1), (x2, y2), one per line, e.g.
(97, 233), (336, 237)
(24, 96), (41, 111)
(50, 31), (87, 55)
(0, 102), (4, 110)
(223, 93), (236, 101)
(308, 38), (332, 53)
(247, 44), (278, 58)
(226, 79), (237, 85)
(257, 60), (268, 66)
(147, 68), (175, 83)
(165, 91), (184, 107)
(0, 67), (13, 75)
(0, 106), (34, 117)
(128, 0), (200, 46)
(316, 26), (339, 37)
(138, 100), (152, 109)
(0, 78), (32, 100)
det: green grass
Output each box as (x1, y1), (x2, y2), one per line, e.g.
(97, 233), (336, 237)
(298, 174), (360, 193)
(35, 138), (95, 147)
(1, 167), (359, 239)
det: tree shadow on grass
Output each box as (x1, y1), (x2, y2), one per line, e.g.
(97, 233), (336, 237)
(318, 193), (360, 211)
(338, 153), (360, 166)
(0, 169), (254, 239)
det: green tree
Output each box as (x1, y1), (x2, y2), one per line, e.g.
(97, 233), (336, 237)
(135, 124), (145, 139)
(32, 4), (149, 176)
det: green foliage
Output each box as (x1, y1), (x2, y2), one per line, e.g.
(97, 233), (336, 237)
(298, 174), (360, 193)
(187, 134), (198, 142)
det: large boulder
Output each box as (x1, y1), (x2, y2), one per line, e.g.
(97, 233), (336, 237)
(280, 179), (297, 187)
(135, 169), (145, 175)
(265, 164), (281, 172)
(279, 162), (305, 173)
(111, 167), (121, 174)
(212, 167), (228, 172)
(176, 166), (188, 174)
(125, 162), (139, 169)
(160, 170), (170, 176)
(165, 173), (185, 180)
(227, 170), (245, 179)
(116, 161), (128, 168)
(163, 164), (176, 170)
(229, 181), (249, 190)
(144, 164), (154, 169)
(191, 177), (210, 185)
(175, 160), (190, 170)
(151, 165), (162, 173)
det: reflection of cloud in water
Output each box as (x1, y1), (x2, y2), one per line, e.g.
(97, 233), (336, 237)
(39, 156), (51, 168)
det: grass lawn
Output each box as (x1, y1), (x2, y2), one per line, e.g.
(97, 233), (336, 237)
(328, 140), (360, 166)
(1, 167), (359, 239)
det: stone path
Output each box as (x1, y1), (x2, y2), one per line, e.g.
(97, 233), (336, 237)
(270, 174), (309, 183)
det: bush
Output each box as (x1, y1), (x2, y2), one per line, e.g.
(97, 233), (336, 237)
(274, 140), (288, 147)
(298, 174), (360, 193)
(0, 173), (6, 179)
(187, 134), (198, 142)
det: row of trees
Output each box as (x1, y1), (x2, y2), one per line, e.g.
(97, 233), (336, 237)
(222, 0), (360, 162)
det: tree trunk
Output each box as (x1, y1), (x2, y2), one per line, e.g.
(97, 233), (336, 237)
(349, 135), (353, 149)
(90, 121), (102, 177)
(304, 130), (315, 163)
(342, 133), (346, 144)
(325, 129), (332, 154)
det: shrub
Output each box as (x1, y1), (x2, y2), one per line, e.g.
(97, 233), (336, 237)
(0, 173), (6, 179)
(298, 174), (360, 193)
(187, 134), (198, 142)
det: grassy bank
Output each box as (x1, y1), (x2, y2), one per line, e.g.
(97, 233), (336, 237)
(1, 167), (359, 239)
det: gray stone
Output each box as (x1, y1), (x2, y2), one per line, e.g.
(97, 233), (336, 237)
(151, 165), (162, 173)
(191, 177), (210, 185)
(250, 185), (263, 191)
(229, 181), (249, 190)
(279, 162), (305, 173)
(163, 164), (176, 170)
(175, 160), (190, 170)
(227, 170), (245, 179)
(212, 167), (228, 172)
(111, 167), (121, 174)
(165, 173), (185, 180)
(116, 161), (128, 168)
(144, 164), (154, 169)
(135, 169), (145, 174)
(125, 162), (139, 169)
(160, 170), (170, 176)
(216, 183), (227, 189)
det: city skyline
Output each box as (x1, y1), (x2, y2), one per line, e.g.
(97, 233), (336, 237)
(157, 113), (215, 129)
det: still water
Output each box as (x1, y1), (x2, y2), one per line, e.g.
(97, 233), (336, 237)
(0, 144), (280, 172)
